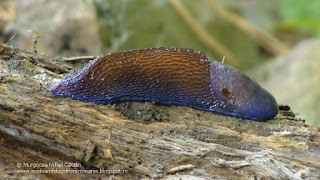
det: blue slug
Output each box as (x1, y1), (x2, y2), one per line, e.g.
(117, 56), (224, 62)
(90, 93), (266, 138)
(51, 47), (278, 121)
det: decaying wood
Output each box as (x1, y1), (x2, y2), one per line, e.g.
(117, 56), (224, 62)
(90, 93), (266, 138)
(0, 43), (319, 179)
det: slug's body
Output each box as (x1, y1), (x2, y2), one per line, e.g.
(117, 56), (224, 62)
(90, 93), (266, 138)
(51, 47), (278, 121)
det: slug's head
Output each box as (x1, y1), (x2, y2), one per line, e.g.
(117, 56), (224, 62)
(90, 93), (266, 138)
(209, 62), (278, 121)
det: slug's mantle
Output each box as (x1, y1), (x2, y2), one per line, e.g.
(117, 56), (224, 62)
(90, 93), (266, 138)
(51, 47), (278, 121)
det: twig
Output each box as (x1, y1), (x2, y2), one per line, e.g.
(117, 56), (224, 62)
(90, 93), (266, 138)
(204, 0), (289, 55)
(6, 33), (16, 44)
(62, 56), (96, 62)
(169, 0), (239, 66)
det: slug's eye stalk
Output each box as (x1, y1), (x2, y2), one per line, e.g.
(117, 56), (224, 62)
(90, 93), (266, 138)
(210, 61), (279, 121)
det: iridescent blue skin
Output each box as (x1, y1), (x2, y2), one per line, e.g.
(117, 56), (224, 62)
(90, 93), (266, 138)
(51, 47), (279, 121)
(208, 61), (278, 121)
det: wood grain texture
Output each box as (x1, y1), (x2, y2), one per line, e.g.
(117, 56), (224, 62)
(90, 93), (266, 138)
(0, 44), (320, 179)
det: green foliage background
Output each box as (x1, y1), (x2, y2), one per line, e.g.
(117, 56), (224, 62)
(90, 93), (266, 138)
(277, 0), (320, 37)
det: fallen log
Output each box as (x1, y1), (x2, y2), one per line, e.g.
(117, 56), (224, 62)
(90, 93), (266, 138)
(0, 43), (319, 179)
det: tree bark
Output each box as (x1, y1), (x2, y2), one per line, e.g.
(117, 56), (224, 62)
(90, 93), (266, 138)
(0, 44), (319, 179)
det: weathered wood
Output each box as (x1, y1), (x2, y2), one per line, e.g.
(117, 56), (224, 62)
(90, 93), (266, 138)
(0, 43), (319, 179)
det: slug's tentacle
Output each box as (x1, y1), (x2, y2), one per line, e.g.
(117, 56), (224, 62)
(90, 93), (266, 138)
(51, 47), (278, 121)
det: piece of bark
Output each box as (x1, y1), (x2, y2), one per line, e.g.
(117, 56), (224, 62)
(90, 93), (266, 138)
(0, 43), (319, 179)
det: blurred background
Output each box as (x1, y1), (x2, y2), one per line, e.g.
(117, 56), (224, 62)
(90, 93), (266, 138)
(0, 0), (319, 126)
